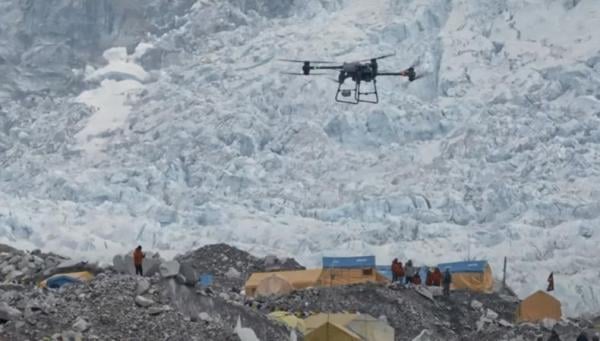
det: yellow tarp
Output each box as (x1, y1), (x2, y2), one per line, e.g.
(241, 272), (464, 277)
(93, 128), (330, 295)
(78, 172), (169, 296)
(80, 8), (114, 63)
(245, 269), (323, 297)
(451, 265), (493, 293)
(516, 291), (562, 322)
(268, 311), (306, 332)
(38, 271), (94, 288)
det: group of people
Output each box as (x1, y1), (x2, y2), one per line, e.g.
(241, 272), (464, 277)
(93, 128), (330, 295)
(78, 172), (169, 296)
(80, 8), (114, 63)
(391, 258), (452, 296)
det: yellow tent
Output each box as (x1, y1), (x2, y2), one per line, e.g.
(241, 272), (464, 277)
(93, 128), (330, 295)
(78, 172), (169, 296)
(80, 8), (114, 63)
(39, 271), (94, 288)
(438, 261), (493, 293)
(516, 291), (562, 322)
(268, 311), (306, 332)
(245, 269), (323, 297)
(305, 321), (361, 341)
(255, 274), (294, 297)
(319, 268), (389, 287)
(304, 313), (394, 341)
(346, 315), (394, 341)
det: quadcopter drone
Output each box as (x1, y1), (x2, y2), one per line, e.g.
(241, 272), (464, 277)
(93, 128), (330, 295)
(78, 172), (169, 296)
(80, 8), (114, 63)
(281, 54), (421, 104)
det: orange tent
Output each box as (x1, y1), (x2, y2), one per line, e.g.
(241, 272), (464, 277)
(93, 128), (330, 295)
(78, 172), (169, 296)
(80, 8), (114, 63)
(516, 291), (562, 322)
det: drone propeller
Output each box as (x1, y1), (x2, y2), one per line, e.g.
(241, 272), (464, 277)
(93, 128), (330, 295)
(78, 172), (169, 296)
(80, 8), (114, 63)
(281, 72), (327, 76)
(279, 59), (338, 64)
(357, 53), (396, 63)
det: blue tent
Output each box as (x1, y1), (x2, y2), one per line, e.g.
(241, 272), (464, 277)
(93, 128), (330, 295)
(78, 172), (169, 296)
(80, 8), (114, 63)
(46, 275), (84, 289)
(437, 260), (488, 273)
(322, 256), (376, 269)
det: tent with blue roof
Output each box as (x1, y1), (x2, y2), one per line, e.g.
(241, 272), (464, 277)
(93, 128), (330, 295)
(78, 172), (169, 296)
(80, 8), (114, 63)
(437, 260), (493, 292)
(321, 256), (388, 287)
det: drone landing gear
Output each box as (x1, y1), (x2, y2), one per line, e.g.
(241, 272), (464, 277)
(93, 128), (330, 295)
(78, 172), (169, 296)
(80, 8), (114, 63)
(335, 80), (379, 104)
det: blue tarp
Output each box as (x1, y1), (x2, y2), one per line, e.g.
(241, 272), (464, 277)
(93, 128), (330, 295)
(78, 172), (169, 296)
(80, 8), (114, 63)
(376, 266), (393, 280)
(322, 256), (376, 269)
(437, 260), (488, 273)
(46, 276), (83, 289)
(198, 274), (214, 287)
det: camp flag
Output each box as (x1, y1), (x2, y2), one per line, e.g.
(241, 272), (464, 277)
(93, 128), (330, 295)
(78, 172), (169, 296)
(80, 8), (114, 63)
(547, 272), (554, 292)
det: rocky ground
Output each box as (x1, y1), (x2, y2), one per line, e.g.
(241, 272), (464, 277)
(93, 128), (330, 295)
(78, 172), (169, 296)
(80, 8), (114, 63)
(1, 243), (599, 341)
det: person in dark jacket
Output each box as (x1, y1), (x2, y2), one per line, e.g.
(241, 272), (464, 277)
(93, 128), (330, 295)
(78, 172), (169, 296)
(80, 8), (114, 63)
(404, 260), (414, 285)
(443, 268), (452, 296)
(391, 258), (404, 283)
(133, 245), (145, 276)
(576, 332), (589, 341)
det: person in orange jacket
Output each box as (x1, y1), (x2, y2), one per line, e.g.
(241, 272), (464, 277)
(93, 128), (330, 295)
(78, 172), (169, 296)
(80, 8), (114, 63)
(391, 258), (405, 283)
(430, 267), (442, 286)
(133, 245), (145, 276)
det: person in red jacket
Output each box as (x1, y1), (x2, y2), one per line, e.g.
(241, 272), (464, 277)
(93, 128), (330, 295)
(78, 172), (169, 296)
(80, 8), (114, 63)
(391, 258), (405, 283)
(430, 267), (442, 286)
(133, 245), (145, 276)
(412, 273), (422, 285)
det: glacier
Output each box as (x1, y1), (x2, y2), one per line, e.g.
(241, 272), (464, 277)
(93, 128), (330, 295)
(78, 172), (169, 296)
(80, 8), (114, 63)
(1, 0), (600, 317)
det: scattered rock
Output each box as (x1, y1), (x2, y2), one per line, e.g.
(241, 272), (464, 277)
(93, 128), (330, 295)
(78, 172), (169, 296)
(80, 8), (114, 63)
(0, 302), (22, 321)
(72, 317), (91, 332)
(412, 329), (435, 341)
(486, 308), (499, 320)
(136, 278), (151, 295)
(471, 300), (484, 310)
(135, 295), (155, 307)
(148, 305), (171, 315)
(199, 312), (213, 322)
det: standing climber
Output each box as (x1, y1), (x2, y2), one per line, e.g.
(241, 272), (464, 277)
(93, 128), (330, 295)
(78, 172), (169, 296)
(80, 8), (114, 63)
(133, 245), (145, 276)
(404, 260), (415, 285)
(430, 267), (442, 286)
(412, 272), (422, 285)
(443, 268), (452, 296)
(391, 258), (404, 283)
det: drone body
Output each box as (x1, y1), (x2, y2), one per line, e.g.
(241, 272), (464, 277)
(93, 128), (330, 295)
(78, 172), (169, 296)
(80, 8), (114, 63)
(282, 54), (419, 104)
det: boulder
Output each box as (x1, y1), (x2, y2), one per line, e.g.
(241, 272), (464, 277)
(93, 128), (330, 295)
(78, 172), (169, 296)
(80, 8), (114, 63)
(177, 262), (198, 286)
(225, 267), (241, 279)
(198, 312), (213, 322)
(148, 305), (171, 315)
(136, 278), (151, 295)
(135, 295), (154, 307)
(415, 285), (434, 301)
(159, 260), (180, 278)
(486, 309), (499, 320)
(0, 302), (22, 321)
(72, 317), (91, 332)
(264, 255), (278, 267)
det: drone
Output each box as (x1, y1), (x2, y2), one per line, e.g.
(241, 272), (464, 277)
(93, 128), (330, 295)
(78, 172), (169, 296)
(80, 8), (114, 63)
(281, 54), (421, 104)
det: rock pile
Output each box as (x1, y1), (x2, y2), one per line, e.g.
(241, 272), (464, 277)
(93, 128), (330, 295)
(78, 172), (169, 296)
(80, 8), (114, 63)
(0, 272), (239, 341)
(0, 243), (76, 285)
(174, 243), (304, 290)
